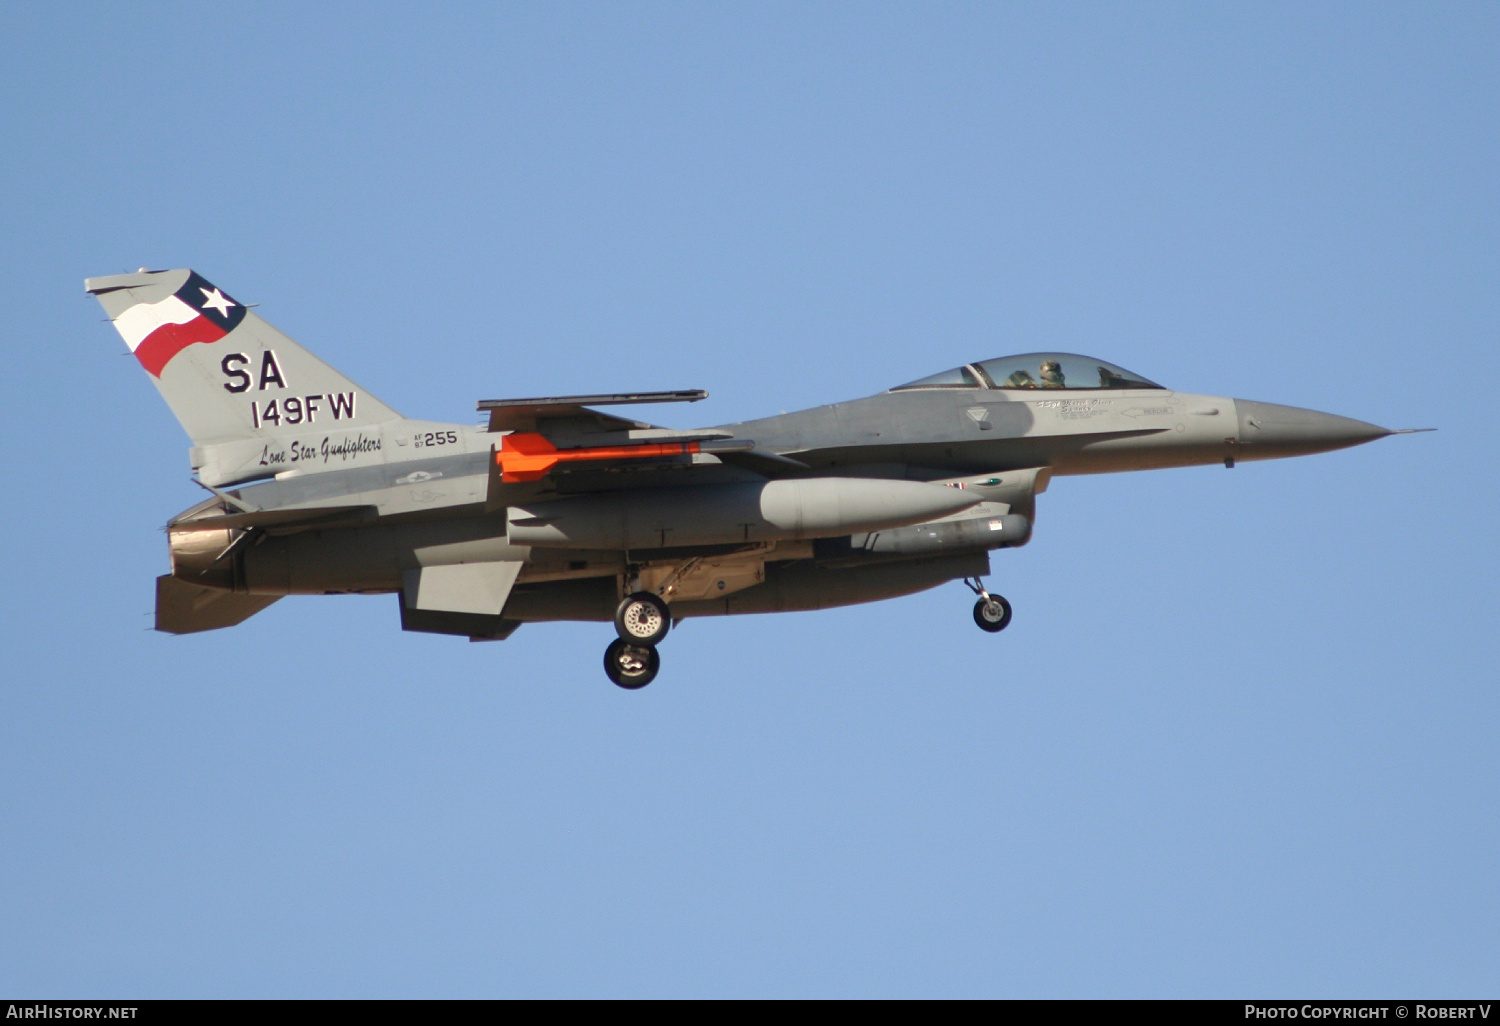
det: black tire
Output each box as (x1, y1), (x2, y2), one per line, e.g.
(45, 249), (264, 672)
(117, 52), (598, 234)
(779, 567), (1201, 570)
(604, 639), (660, 689)
(973, 595), (1013, 633)
(615, 591), (671, 644)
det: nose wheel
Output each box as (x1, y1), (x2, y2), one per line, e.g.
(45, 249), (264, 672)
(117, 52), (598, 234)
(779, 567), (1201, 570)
(964, 577), (1012, 633)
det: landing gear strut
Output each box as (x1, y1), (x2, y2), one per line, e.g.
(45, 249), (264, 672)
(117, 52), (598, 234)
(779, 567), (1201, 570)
(965, 577), (1012, 633)
(605, 590), (671, 688)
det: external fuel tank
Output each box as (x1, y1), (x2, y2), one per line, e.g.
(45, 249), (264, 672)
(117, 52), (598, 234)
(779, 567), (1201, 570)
(506, 477), (982, 550)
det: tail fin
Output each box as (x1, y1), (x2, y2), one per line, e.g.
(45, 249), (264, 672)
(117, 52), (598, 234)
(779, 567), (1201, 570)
(87, 268), (402, 447)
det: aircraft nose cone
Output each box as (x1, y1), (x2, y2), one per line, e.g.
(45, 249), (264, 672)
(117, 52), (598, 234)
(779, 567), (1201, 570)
(1235, 400), (1391, 457)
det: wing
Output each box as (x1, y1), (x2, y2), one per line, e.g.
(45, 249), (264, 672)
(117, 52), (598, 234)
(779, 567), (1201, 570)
(478, 390), (708, 434)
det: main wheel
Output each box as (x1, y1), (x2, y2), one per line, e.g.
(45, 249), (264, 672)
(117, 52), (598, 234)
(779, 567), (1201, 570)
(604, 639), (660, 689)
(973, 594), (1013, 633)
(615, 591), (671, 644)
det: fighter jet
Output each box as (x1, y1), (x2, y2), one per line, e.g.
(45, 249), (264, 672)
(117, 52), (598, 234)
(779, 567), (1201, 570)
(89, 268), (1423, 688)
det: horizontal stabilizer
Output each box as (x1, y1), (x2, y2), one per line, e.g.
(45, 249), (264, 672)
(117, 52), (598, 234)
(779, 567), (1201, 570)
(156, 575), (280, 634)
(170, 504), (379, 533)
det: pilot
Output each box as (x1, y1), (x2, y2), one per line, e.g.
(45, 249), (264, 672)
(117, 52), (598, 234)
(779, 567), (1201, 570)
(1004, 369), (1039, 389)
(1039, 359), (1066, 389)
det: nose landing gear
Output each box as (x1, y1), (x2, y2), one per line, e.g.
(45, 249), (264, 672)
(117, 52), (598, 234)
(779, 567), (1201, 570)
(964, 577), (1012, 633)
(605, 590), (672, 688)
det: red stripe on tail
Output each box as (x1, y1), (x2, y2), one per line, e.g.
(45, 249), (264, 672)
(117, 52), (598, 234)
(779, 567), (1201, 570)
(134, 316), (228, 378)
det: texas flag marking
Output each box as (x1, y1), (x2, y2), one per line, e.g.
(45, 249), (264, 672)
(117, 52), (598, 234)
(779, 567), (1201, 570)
(113, 271), (248, 377)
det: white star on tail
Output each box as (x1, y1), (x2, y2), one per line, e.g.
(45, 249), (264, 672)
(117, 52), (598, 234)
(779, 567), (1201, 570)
(199, 287), (235, 317)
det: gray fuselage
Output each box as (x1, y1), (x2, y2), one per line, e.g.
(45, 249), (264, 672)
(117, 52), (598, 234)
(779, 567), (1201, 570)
(165, 380), (1387, 635)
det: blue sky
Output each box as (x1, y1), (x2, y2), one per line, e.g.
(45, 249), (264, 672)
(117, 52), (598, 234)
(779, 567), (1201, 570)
(1, 2), (1496, 997)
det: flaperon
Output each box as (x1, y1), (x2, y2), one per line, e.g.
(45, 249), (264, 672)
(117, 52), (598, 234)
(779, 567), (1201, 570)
(89, 268), (1426, 688)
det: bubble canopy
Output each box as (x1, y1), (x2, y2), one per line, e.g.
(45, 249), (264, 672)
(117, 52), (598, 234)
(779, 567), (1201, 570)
(892, 353), (1165, 392)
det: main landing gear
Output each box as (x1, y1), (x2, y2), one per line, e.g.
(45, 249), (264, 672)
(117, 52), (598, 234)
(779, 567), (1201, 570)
(604, 638), (661, 689)
(615, 591), (670, 645)
(964, 577), (1012, 633)
(604, 591), (671, 689)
